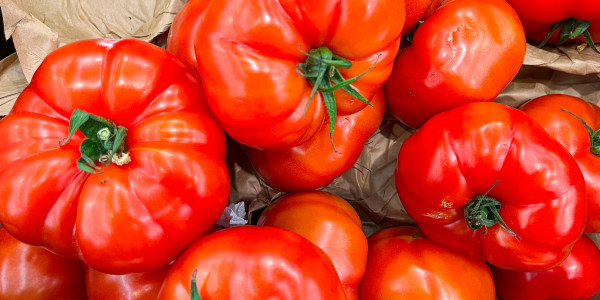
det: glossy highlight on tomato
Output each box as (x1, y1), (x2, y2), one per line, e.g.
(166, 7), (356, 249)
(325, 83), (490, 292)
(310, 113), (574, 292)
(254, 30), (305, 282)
(0, 39), (230, 274)
(86, 265), (169, 300)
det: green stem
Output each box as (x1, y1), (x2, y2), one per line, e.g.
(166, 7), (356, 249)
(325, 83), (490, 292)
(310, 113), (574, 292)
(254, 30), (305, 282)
(190, 270), (202, 300)
(59, 109), (130, 173)
(296, 46), (377, 150)
(538, 17), (599, 54)
(561, 109), (600, 156)
(464, 181), (521, 239)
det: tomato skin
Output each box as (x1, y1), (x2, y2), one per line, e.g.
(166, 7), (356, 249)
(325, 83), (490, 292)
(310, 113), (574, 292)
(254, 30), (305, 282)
(0, 228), (87, 300)
(167, 0), (404, 150)
(157, 226), (346, 300)
(504, 0), (600, 43)
(357, 226), (495, 300)
(395, 102), (586, 271)
(385, 0), (526, 129)
(0, 39), (230, 274)
(85, 266), (169, 300)
(245, 89), (385, 191)
(402, 0), (443, 36)
(257, 191), (368, 300)
(492, 234), (600, 300)
(520, 94), (600, 233)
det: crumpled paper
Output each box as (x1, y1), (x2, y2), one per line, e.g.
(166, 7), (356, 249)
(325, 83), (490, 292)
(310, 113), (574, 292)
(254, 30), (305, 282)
(215, 202), (249, 229)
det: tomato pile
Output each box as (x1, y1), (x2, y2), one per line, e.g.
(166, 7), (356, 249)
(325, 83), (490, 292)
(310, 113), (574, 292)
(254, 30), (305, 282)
(0, 0), (599, 299)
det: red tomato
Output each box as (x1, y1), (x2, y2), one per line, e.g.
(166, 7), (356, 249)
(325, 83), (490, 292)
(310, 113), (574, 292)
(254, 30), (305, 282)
(492, 234), (600, 300)
(402, 0), (443, 36)
(385, 0), (526, 129)
(257, 191), (368, 300)
(0, 39), (230, 274)
(358, 226), (496, 299)
(0, 228), (87, 300)
(520, 94), (600, 232)
(157, 226), (346, 300)
(86, 266), (168, 300)
(245, 89), (385, 191)
(395, 102), (586, 271)
(167, 0), (405, 150)
(505, 0), (600, 48)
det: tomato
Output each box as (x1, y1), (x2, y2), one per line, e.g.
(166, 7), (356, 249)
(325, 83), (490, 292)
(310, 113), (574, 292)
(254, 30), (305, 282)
(492, 234), (600, 300)
(402, 0), (443, 36)
(385, 0), (526, 129)
(157, 226), (346, 300)
(85, 266), (169, 300)
(245, 89), (385, 191)
(395, 102), (586, 271)
(0, 39), (230, 274)
(358, 226), (495, 299)
(167, 0), (405, 150)
(0, 228), (87, 300)
(257, 191), (367, 300)
(520, 94), (600, 233)
(504, 0), (600, 51)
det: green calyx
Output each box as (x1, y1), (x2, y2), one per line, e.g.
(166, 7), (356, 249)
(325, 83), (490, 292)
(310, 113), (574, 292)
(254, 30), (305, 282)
(296, 46), (375, 151)
(190, 269), (202, 300)
(464, 181), (521, 239)
(538, 17), (600, 54)
(562, 109), (600, 156)
(59, 109), (129, 174)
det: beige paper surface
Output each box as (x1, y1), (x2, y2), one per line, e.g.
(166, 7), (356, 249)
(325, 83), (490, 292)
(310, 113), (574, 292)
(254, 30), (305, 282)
(0, 53), (27, 115)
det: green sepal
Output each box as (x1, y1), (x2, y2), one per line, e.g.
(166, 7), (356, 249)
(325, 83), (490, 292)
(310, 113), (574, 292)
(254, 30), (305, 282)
(190, 269), (202, 300)
(464, 181), (521, 239)
(322, 80), (337, 152)
(562, 109), (600, 156)
(296, 46), (379, 149)
(60, 109), (129, 173)
(538, 17), (600, 54)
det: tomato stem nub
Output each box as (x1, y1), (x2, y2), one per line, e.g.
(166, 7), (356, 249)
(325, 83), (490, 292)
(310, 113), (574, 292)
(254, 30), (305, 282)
(296, 46), (376, 150)
(59, 109), (130, 174)
(190, 269), (202, 300)
(464, 181), (521, 239)
(538, 17), (600, 54)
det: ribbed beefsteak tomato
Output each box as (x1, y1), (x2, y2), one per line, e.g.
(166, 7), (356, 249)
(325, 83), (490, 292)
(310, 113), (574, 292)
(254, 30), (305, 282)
(0, 39), (230, 274)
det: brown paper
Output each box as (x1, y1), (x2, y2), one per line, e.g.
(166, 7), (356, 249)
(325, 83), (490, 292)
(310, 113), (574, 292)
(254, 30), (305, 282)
(524, 43), (600, 76)
(0, 0), (185, 111)
(0, 53), (27, 115)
